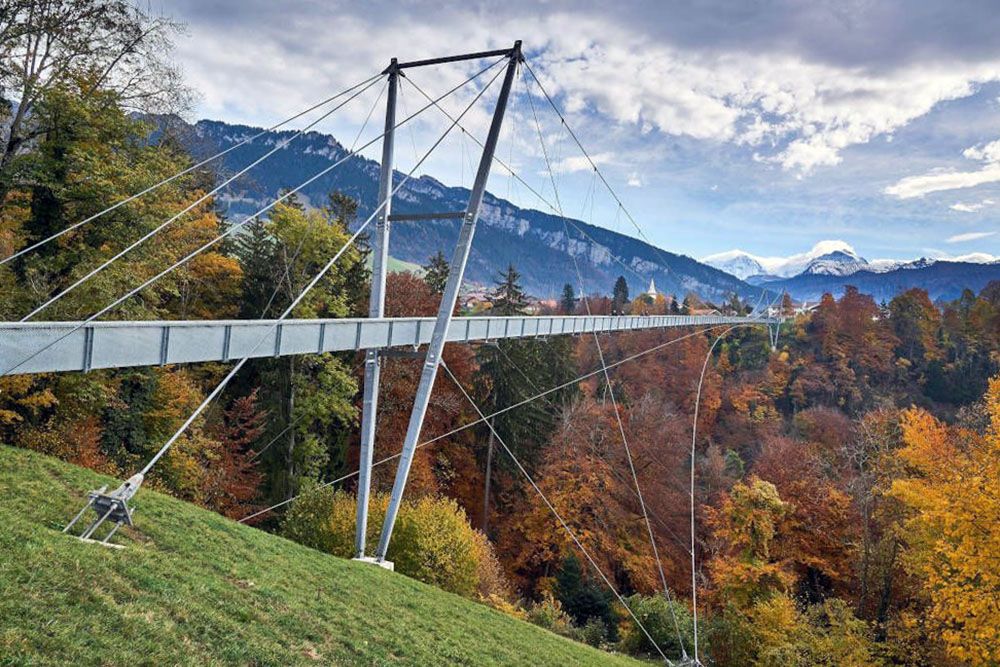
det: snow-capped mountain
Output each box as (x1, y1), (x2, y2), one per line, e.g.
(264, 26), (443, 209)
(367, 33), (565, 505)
(704, 240), (998, 281)
(699, 251), (766, 280)
(801, 249), (871, 276)
(703, 241), (870, 279)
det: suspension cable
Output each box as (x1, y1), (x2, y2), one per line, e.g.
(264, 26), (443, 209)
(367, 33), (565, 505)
(401, 76), (653, 289)
(441, 361), (670, 663)
(0, 72), (385, 267)
(1, 58), (506, 378)
(522, 60), (678, 279)
(522, 68), (688, 659)
(237, 325), (725, 523)
(689, 326), (738, 666)
(133, 62), (507, 478)
(18, 75), (387, 321)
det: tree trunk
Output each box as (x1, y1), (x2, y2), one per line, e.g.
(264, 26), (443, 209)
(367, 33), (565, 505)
(875, 538), (898, 640)
(482, 420), (495, 534)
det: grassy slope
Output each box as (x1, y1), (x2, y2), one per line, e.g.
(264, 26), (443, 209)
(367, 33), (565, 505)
(0, 446), (640, 666)
(364, 254), (425, 276)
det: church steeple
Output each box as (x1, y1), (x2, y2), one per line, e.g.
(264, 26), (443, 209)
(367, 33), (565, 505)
(646, 278), (657, 296)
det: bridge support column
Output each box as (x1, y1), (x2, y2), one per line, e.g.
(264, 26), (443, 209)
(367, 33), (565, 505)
(375, 42), (522, 562)
(354, 60), (398, 559)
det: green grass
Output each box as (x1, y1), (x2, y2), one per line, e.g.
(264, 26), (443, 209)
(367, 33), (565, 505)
(0, 446), (641, 666)
(364, 253), (425, 276)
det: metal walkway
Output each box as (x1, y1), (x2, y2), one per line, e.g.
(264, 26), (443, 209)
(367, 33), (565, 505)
(0, 314), (771, 374)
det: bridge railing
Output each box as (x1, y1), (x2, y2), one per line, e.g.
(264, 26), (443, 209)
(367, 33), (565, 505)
(0, 314), (775, 374)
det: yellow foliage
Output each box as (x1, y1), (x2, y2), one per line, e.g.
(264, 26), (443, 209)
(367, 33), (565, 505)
(0, 375), (58, 426)
(888, 377), (1000, 665)
(282, 489), (512, 601)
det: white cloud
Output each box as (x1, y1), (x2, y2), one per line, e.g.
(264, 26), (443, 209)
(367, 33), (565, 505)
(945, 231), (997, 243)
(170, 5), (1000, 181)
(549, 152), (611, 174)
(963, 139), (1000, 163)
(540, 42), (1000, 173)
(887, 165), (1000, 199)
(886, 138), (1000, 199)
(950, 198), (995, 212)
(626, 171), (643, 187)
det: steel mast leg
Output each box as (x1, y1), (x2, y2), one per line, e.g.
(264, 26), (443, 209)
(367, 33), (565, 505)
(375, 41), (522, 562)
(354, 61), (398, 561)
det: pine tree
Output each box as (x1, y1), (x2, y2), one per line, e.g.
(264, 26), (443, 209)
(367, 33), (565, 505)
(555, 554), (618, 639)
(423, 251), (450, 294)
(475, 263), (565, 533)
(491, 264), (529, 315)
(560, 283), (576, 314)
(612, 275), (629, 314)
(236, 218), (279, 318)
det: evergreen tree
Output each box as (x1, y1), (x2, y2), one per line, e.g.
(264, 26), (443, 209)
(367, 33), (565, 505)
(100, 369), (157, 465)
(612, 275), (629, 314)
(560, 283), (576, 314)
(326, 192), (369, 316)
(555, 554), (619, 639)
(234, 197), (363, 504)
(491, 264), (529, 315)
(423, 251), (450, 294)
(236, 218), (279, 318)
(475, 264), (574, 533)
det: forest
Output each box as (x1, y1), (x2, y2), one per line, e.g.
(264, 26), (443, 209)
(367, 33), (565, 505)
(2, 2), (999, 665)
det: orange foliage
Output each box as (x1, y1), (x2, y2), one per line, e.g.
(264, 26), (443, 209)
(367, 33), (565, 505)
(352, 272), (481, 515)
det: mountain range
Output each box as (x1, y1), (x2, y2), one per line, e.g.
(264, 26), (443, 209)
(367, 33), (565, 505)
(703, 241), (999, 302)
(154, 116), (760, 302)
(152, 116), (998, 305)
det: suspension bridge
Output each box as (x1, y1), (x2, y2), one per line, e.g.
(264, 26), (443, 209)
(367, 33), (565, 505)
(1, 41), (781, 665)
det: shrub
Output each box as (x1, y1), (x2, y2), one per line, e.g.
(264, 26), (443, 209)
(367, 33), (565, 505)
(281, 488), (510, 600)
(619, 593), (695, 659)
(574, 617), (609, 648)
(391, 494), (480, 597)
(525, 592), (576, 637)
(706, 596), (880, 667)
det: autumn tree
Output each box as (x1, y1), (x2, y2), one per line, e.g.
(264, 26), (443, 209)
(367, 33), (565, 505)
(889, 378), (1000, 665)
(359, 271), (480, 517)
(888, 288), (940, 365)
(0, 0), (191, 184)
(475, 264), (573, 533)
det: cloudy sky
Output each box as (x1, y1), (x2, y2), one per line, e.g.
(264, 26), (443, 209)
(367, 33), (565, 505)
(161, 0), (1000, 263)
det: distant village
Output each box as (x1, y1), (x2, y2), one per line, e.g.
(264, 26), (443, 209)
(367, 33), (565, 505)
(459, 274), (821, 319)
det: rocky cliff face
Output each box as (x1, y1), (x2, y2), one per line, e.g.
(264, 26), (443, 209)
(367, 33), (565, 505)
(153, 116), (760, 301)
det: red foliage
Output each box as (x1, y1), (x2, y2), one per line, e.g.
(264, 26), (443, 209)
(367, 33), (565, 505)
(203, 389), (267, 518)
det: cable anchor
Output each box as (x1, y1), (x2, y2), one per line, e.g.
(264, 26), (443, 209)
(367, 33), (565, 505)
(63, 473), (143, 545)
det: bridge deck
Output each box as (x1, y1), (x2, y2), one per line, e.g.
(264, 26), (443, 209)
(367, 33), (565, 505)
(0, 314), (772, 374)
